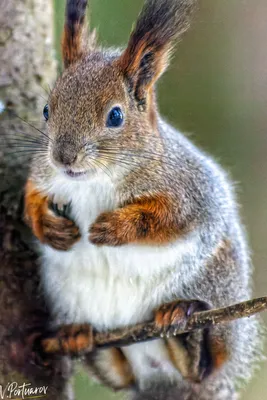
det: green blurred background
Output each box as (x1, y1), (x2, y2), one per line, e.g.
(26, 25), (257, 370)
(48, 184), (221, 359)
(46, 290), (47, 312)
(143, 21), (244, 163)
(53, 1), (267, 398)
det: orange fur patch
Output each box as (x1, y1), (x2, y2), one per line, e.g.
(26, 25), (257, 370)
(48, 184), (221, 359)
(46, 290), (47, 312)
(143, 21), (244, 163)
(84, 348), (135, 390)
(210, 336), (229, 370)
(154, 301), (193, 330)
(109, 348), (135, 388)
(24, 180), (48, 242)
(89, 193), (179, 246)
(41, 324), (94, 356)
(62, 23), (85, 68)
(118, 33), (150, 77)
(24, 179), (80, 250)
(42, 337), (61, 354)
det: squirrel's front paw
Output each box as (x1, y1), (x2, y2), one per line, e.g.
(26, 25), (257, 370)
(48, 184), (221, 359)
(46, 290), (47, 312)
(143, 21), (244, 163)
(10, 324), (95, 372)
(89, 211), (128, 246)
(155, 300), (228, 382)
(42, 202), (81, 251)
(33, 323), (95, 358)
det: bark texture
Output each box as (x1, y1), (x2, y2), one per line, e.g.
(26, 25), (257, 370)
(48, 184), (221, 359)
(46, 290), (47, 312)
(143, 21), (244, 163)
(0, 1), (73, 399)
(93, 297), (267, 350)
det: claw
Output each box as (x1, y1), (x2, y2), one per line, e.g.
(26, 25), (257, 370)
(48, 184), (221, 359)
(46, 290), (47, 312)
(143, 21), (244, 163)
(49, 201), (58, 215)
(50, 201), (72, 218)
(63, 204), (68, 217)
(65, 201), (72, 217)
(155, 300), (211, 335)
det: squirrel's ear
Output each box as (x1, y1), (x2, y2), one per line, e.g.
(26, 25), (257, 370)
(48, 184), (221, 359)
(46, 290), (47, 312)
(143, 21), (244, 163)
(116, 0), (196, 110)
(62, 0), (96, 68)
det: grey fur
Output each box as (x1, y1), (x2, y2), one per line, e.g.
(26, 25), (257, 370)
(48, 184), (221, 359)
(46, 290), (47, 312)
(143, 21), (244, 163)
(29, 0), (263, 399)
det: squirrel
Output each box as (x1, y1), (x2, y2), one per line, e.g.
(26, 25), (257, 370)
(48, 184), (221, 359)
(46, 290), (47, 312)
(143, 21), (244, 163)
(24, 0), (261, 399)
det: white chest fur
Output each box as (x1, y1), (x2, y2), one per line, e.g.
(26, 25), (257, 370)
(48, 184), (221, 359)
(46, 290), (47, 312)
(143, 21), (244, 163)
(40, 172), (198, 385)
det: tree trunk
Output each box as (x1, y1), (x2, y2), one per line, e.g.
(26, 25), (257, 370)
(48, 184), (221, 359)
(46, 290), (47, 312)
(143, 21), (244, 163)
(0, 1), (73, 398)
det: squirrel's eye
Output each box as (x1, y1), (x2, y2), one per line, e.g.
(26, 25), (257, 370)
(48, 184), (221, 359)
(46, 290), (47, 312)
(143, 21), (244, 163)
(43, 104), (49, 121)
(106, 107), (124, 128)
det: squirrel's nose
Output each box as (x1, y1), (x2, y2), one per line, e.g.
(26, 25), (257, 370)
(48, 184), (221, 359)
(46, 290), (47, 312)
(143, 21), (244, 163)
(55, 151), (77, 166)
(53, 140), (78, 166)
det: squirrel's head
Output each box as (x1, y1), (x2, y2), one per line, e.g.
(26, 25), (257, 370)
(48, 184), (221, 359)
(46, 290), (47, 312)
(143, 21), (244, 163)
(45, 0), (196, 179)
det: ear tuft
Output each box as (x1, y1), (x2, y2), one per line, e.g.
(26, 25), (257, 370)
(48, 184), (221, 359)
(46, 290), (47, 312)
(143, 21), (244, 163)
(117, 0), (197, 109)
(62, 0), (96, 68)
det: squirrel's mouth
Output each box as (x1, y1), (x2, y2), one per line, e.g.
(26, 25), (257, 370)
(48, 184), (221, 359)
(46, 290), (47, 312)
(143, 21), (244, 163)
(64, 169), (87, 178)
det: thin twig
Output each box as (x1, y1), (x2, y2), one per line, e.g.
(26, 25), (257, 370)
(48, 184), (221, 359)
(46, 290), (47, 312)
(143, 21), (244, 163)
(94, 297), (267, 349)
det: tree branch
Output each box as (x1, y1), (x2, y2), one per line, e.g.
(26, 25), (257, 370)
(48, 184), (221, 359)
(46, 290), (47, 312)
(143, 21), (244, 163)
(94, 297), (267, 349)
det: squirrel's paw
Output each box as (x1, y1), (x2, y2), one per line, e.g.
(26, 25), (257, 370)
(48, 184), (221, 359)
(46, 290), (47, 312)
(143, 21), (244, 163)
(89, 211), (127, 246)
(33, 323), (95, 358)
(42, 201), (81, 251)
(155, 299), (210, 335)
(50, 200), (72, 218)
(155, 300), (228, 382)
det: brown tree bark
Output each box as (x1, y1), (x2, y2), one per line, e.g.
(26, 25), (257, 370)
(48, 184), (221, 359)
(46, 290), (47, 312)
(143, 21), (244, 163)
(0, 1), (73, 399)
(0, 2), (266, 400)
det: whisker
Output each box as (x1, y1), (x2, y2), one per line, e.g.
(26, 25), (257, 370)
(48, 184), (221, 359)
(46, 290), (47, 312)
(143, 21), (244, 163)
(0, 141), (48, 151)
(2, 147), (48, 153)
(1, 136), (49, 145)
(1, 143), (48, 150)
(0, 118), (45, 125)
(1, 151), (48, 161)
(95, 154), (134, 173)
(4, 148), (47, 155)
(35, 82), (51, 97)
(2, 140), (46, 148)
(91, 160), (112, 179)
(24, 87), (49, 102)
(98, 156), (165, 175)
(87, 135), (180, 147)
(92, 158), (113, 179)
(98, 149), (178, 171)
(98, 145), (175, 161)
(12, 113), (53, 144)
(83, 135), (180, 165)
(2, 131), (49, 143)
(84, 149), (113, 178)
(97, 151), (180, 174)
